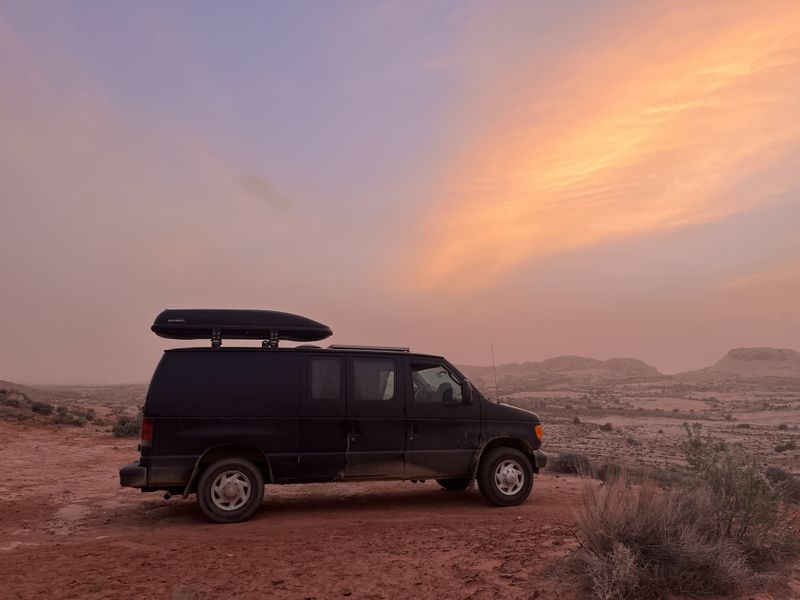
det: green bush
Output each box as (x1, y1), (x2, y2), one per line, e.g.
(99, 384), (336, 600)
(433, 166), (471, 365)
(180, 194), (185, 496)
(549, 453), (593, 475)
(683, 423), (783, 539)
(112, 415), (141, 438)
(30, 400), (54, 415)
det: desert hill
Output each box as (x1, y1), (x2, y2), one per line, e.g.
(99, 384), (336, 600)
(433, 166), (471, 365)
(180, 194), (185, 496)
(458, 355), (663, 391)
(0, 380), (63, 403)
(679, 347), (800, 381)
(459, 347), (800, 392)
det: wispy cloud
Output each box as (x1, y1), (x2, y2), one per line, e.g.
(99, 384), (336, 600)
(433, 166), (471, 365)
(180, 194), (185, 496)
(408, 3), (800, 290)
(237, 174), (290, 211)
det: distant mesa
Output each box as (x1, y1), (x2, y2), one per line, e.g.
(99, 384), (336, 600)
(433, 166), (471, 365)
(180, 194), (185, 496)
(458, 355), (663, 389)
(701, 347), (800, 379)
(459, 347), (800, 391)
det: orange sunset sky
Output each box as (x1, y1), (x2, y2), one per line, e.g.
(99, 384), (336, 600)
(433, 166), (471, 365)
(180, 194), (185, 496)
(1, 1), (799, 383)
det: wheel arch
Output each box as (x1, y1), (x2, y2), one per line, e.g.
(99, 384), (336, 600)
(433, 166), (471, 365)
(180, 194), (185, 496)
(469, 437), (538, 482)
(182, 444), (273, 498)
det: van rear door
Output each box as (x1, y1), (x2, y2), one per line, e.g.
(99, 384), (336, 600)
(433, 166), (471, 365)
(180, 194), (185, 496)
(298, 354), (346, 480)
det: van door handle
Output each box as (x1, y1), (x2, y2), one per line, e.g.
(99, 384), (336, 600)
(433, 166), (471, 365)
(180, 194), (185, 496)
(409, 421), (418, 440)
(348, 421), (360, 442)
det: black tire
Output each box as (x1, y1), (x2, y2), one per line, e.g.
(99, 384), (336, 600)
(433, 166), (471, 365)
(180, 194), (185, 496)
(197, 458), (265, 524)
(477, 447), (533, 507)
(437, 478), (470, 491)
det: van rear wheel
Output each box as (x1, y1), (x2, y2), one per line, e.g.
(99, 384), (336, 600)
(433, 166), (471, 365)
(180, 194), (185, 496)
(477, 447), (533, 507)
(197, 458), (264, 523)
(437, 478), (470, 491)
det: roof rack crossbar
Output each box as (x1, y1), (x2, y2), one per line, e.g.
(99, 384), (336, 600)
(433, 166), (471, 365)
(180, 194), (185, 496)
(328, 344), (409, 352)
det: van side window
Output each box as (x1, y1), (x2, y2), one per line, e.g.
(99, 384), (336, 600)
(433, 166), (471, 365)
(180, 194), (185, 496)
(310, 358), (342, 401)
(352, 358), (395, 401)
(411, 363), (462, 404)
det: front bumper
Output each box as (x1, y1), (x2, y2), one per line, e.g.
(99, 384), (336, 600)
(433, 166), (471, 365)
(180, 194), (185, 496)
(533, 449), (548, 470)
(119, 461), (147, 488)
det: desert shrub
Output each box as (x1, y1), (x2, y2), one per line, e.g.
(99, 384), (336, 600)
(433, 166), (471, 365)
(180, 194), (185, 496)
(736, 423), (751, 429)
(30, 400), (54, 415)
(684, 423), (784, 540)
(549, 453), (593, 475)
(53, 411), (87, 427)
(573, 427), (798, 599)
(774, 440), (797, 453)
(573, 477), (750, 599)
(765, 467), (800, 503)
(112, 414), (141, 438)
(595, 461), (619, 482)
(572, 416), (582, 424)
(777, 423), (789, 430)
(625, 437), (639, 446)
(84, 408), (96, 422)
(599, 423), (613, 432)
(1, 396), (22, 408)
(0, 404), (34, 421)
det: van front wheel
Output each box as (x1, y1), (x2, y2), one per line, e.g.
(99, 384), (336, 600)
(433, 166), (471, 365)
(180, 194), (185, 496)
(477, 447), (533, 507)
(197, 458), (265, 523)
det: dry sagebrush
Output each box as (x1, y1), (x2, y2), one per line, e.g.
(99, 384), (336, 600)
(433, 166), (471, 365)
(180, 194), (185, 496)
(571, 425), (799, 599)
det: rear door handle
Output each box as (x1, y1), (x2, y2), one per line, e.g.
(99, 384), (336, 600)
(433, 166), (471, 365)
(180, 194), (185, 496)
(409, 421), (418, 440)
(348, 421), (361, 442)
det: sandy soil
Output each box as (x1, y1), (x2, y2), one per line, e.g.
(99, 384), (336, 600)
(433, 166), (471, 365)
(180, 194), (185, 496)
(0, 421), (584, 600)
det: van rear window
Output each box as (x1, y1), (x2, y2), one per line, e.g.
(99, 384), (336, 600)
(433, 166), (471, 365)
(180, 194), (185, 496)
(310, 358), (341, 401)
(147, 352), (299, 416)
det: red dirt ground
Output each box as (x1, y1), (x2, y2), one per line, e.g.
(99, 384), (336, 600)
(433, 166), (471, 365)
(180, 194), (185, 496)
(0, 422), (584, 599)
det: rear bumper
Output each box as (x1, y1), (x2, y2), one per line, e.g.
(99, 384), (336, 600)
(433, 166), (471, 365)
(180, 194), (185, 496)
(120, 461), (147, 488)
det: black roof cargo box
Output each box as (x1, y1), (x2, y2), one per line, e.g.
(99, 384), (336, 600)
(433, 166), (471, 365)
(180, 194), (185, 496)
(152, 309), (332, 346)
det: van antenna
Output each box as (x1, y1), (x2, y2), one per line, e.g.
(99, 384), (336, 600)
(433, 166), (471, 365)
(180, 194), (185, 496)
(491, 343), (500, 403)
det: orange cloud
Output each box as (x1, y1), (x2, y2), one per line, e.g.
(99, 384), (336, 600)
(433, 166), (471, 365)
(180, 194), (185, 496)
(409, 3), (800, 290)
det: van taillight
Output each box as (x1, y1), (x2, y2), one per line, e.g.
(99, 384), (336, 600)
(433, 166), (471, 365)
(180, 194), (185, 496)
(140, 418), (153, 442)
(534, 423), (542, 442)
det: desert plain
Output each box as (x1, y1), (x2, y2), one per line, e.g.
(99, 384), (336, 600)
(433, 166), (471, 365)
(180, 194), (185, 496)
(1, 347), (799, 599)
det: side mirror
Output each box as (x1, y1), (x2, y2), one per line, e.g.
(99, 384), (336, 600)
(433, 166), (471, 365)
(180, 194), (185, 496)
(462, 380), (473, 405)
(442, 385), (459, 406)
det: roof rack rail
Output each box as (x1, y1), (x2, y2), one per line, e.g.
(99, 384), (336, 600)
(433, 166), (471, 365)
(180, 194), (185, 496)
(328, 344), (409, 352)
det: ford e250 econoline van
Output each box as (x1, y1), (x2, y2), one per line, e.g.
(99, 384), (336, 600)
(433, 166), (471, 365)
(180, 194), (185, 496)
(120, 309), (546, 523)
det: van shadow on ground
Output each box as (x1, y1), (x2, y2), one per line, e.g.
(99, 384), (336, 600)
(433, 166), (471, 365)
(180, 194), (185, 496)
(109, 482), (489, 528)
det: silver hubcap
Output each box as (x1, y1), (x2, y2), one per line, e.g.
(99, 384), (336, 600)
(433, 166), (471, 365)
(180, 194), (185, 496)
(210, 470), (251, 511)
(494, 459), (525, 495)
